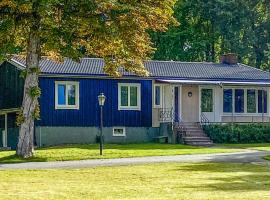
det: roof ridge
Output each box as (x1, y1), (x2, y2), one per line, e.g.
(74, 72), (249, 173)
(145, 60), (215, 64)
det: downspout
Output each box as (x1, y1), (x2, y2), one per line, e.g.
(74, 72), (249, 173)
(4, 113), (7, 148)
(219, 82), (223, 123)
(39, 127), (42, 147)
(262, 88), (265, 123)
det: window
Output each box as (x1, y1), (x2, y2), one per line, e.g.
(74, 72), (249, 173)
(154, 85), (162, 107)
(201, 89), (213, 112)
(234, 89), (244, 113)
(118, 83), (141, 110)
(258, 90), (267, 113)
(55, 81), (79, 109)
(113, 127), (126, 137)
(247, 89), (256, 113)
(223, 89), (232, 113)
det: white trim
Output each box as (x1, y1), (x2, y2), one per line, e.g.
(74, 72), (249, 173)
(113, 127), (126, 137)
(222, 87), (269, 115)
(55, 81), (80, 110)
(179, 85), (182, 120)
(246, 89), (257, 114)
(118, 83), (141, 110)
(200, 87), (214, 113)
(9, 59), (26, 70)
(157, 79), (270, 86)
(153, 84), (163, 108)
(2, 114), (7, 148)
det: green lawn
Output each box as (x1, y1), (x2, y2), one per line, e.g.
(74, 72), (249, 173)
(220, 143), (270, 151)
(0, 143), (244, 163)
(0, 162), (269, 200)
(264, 156), (270, 161)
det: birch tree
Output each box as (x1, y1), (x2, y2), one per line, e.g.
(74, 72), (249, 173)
(0, 0), (177, 158)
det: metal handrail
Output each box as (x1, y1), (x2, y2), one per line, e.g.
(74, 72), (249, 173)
(159, 108), (174, 122)
(200, 112), (210, 127)
(158, 108), (182, 122)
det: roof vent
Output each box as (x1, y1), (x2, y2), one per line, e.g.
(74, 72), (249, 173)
(220, 53), (238, 65)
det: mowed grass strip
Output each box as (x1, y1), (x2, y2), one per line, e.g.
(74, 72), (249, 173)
(0, 162), (270, 200)
(0, 143), (244, 163)
(264, 155), (270, 161)
(220, 143), (270, 151)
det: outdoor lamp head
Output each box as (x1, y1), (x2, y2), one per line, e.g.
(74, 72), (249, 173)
(98, 93), (106, 106)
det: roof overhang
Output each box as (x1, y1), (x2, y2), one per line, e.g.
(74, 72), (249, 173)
(156, 79), (270, 86)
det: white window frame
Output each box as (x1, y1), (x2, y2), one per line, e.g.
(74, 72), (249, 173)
(113, 127), (126, 137)
(55, 81), (80, 110)
(153, 84), (163, 108)
(222, 87), (269, 116)
(200, 87), (214, 113)
(118, 83), (141, 110)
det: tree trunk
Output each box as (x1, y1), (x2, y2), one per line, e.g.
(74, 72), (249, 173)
(16, 29), (40, 158)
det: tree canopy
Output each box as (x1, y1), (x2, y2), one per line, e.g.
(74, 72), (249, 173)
(0, 0), (177, 76)
(151, 0), (270, 70)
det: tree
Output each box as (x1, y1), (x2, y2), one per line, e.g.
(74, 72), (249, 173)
(150, 0), (270, 70)
(0, 0), (177, 158)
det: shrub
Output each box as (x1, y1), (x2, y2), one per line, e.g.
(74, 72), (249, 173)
(203, 123), (270, 143)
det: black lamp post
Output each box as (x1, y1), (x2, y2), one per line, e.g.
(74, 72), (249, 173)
(98, 93), (106, 155)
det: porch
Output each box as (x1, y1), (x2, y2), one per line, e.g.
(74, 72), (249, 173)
(153, 81), (270, 126)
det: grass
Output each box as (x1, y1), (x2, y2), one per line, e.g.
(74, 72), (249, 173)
(220, 143), (270, 151)
(0, 162), (270, 200)
(264, 156), (270, 161)
(0, 143), (244, 163)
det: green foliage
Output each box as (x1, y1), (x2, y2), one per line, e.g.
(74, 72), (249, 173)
(16, 109), (24, 126)
(151, 0), (270, 70)
(203, 123), (270, 143)
(32, 102), (40, 120)
(19, 69), (27, 79)
(0, 0), (178, 76)
(28, 86), (41, 99)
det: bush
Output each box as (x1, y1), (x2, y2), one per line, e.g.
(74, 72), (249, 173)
(203, 123), (270, 143)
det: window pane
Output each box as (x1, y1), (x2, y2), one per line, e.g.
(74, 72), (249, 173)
(67, 85), (76, 105)
(235, 89), (244, 113)
(223, 89), (232, 112)
(58, 85), (66, 105)
(201, 89), (213, 112)
(121, 86), (128, 106)
(258, 90), (267, 113)
(247, 89), (256, 113)
(155, 86), (161, 106)
(130, 86), (138, 106)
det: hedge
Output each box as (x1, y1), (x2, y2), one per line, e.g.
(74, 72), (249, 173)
(203, 123), (270, 143)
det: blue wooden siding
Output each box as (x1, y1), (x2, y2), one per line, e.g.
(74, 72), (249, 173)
(37, 77), (152, 127)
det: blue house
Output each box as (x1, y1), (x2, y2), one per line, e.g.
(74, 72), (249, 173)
(1, 54), (270, 148)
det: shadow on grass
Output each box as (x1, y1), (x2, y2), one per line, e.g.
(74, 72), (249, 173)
(263, 155), (270, 161)
(172, 163), (270, 191)
(0, 154), (47, 164)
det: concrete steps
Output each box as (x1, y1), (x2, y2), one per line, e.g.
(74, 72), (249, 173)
(176, 122), (213, 146)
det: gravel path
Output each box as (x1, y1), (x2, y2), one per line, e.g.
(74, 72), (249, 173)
(0, 150), (269, 170)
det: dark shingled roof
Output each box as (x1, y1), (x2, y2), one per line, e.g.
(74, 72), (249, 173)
(10, 57), (270, 81)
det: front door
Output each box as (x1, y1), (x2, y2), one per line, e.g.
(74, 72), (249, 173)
(181, 85), (199, 122)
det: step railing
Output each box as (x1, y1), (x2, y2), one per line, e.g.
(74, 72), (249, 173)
(200, 112), (211, 135)
(173, 122), (187, 144)
(159, 108), (174, 122)
(158, 108), (187, 143)
(200, 112), (210, 126)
